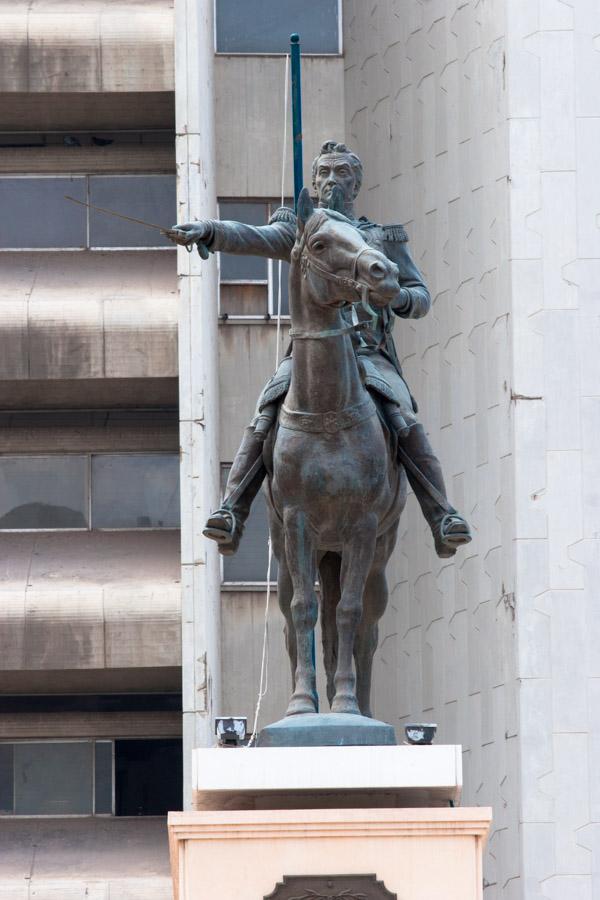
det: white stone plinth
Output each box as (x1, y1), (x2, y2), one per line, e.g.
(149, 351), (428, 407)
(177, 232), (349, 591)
(192, 744), (462, 810)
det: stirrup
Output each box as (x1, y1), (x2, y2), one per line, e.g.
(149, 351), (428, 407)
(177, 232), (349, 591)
(434, 513), (472, 559)
(202, 508), (239, 555)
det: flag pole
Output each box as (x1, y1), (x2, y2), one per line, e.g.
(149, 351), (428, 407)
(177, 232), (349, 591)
(290, 33), (303, 211)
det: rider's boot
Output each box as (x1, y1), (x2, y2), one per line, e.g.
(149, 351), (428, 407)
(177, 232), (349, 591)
(202, 403), (277, 555)
(399, 423), (472, 558)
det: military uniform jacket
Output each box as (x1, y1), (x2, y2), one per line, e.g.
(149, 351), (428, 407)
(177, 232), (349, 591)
(205, 206), (431, 376)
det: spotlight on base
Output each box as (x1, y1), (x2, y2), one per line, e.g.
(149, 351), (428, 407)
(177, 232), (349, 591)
(404, 723), (437, 745)
(215, 716), (247, 747)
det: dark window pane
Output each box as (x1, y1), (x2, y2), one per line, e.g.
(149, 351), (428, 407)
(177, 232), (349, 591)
(91, 454), (180, 528)
(0, 456), (88, 529)
(218, 202), (269, 281)
(89, 175), (176, 247)
(272, 258), (290, 316)
(216, 0), (339, 53)
(94, 741), (113, 815)
(0, 745), (14, 814)
(220, 283), (268, 316)
(222, 465), (278, 582)
(0, 177), (87, 248)
(14, 742), (93, 815)
(115, 739), (182, 816)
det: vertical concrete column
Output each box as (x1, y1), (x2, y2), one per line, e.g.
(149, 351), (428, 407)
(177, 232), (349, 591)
(175, 0), (221, 806)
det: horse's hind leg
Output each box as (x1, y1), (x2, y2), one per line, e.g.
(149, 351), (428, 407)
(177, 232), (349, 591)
(354, 569), (386, 718)
(278, 556), (296, 692)
(332, 515), (377, 715)
(319, 552), (341, 708)
(284, 508), (318, 716)
(354, 526), (398, 718)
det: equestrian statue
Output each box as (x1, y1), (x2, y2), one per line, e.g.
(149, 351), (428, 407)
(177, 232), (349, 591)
(170, 141), (471, 721)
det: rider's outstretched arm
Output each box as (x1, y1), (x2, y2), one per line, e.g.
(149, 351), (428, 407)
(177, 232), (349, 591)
(208, 216), (295, 262)
(170, 211), (296, 262)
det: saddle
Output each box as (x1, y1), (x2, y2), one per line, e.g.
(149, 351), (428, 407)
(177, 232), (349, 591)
(257, 354), (399, 413)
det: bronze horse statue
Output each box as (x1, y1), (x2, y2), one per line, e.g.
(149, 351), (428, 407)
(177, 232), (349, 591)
(265, 189), (407, 718)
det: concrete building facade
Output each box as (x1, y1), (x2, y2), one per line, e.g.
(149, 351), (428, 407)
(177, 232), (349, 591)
(1, 2), (599, 899)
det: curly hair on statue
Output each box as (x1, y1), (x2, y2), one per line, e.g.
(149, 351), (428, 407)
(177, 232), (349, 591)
(311, 140), (363, 195)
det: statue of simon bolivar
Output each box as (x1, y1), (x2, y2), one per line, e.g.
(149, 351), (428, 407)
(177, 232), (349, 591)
(169, 140), (471, 559)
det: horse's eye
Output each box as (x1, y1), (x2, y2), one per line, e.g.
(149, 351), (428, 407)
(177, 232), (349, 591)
(310, 240), (325, 253)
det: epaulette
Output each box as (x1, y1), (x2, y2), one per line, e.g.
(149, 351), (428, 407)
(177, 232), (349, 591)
(268, 206), (297, 226)
(382, 223), (409, 242)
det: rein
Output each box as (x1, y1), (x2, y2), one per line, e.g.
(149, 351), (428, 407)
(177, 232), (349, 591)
(284, 219), (382, 433)
(289, 321), (367, 341)
(289, 224), (379, 340)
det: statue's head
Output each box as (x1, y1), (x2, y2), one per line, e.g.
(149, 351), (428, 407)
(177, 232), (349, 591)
(311, 140), (363, 210)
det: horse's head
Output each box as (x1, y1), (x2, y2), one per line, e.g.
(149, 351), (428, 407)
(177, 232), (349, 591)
(291, 187), (400, 311)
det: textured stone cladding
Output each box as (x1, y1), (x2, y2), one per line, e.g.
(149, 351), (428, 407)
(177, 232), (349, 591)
(506, 1), (600, 899)
(344, 3), (518, 897)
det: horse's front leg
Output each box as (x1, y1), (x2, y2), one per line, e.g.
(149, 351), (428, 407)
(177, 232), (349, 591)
(283, 507), (318, 716)
(332, 514), (378, 715)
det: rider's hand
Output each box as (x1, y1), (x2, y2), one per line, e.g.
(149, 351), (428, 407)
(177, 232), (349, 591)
(168, 221), (212, 247)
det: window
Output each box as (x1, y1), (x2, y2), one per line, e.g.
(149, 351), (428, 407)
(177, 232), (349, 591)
(218, 200), (291, 318)
(92, 455), (180, 528)
(0, 456), (89, 529)
(215, 0), (340, 54)
(0, 454), (180, 531)
(0, 738), (182, 816)
(221, 463), (277, 583)
(0, 175), (176, 250)
(0, 741), (109, 815)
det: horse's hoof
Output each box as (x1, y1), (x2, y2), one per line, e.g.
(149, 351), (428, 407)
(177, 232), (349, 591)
(331, 695), (361, 715)
(285, 694), (317, 716)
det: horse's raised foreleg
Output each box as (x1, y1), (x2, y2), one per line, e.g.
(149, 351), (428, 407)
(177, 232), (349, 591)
(283, 508), (318, 716)
(332, 515), (378, 715)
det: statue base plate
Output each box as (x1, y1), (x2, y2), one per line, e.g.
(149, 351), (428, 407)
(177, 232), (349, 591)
(256, 713), (396, 747)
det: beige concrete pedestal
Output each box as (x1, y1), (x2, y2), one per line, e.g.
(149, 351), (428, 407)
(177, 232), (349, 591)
(168, 807), (492, 900)
(169, 745), (490, 898)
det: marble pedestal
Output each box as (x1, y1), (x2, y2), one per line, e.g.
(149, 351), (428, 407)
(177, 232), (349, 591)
(168, 746), (491, 900)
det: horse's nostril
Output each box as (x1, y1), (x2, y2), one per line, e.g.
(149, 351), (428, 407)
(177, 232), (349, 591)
(369, 261), (386, 280)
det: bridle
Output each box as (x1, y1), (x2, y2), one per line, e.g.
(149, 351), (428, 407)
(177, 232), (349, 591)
(289, 215), (382, 341)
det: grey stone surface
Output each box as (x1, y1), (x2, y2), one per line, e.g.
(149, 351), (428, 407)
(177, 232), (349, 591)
(0, 532), (180, 673)
(0, 817), (171, 900)
(0, 251), (177, 380)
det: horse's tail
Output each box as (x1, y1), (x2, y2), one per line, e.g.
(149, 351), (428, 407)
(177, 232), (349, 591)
(318, 552), (341, 709)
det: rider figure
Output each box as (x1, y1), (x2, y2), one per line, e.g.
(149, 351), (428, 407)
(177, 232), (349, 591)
(170, 140), (471, 559)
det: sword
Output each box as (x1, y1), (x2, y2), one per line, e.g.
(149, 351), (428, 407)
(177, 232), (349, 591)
(64, 195), (210, 258)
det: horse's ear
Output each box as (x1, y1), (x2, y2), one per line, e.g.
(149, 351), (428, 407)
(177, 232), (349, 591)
(296, 188), (314, 233)
(328, 185), (346, 216)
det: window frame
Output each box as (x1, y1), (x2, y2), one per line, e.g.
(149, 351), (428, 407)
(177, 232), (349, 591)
(219, 461), (277, 588)
(213, 0), (343, 56)
(0, 451), (180, 533)
(217, 199), (291, 322)
(0, 174), (177, 253)
(0, 738), (114, 818)
(0, 737), (181, 818)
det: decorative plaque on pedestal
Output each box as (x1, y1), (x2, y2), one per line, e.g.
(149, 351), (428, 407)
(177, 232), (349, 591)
(265, 874), (396, 899)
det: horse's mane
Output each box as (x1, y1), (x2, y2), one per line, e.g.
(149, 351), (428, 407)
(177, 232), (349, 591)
(302, 207), (358, 241)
